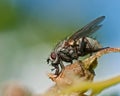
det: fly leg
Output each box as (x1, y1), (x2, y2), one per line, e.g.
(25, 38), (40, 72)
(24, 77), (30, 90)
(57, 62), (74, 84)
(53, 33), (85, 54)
(52, 61), (65, 76)
(83, 37), (95, 56)
(53, 64), (59, 75)
(83, 37), (109, 54)
(78, 37), (89, 56)
(83, 37), (93, 51)
(59, 60), (65, 70)
(91, 47), (110, 52)
(78, 37), (97, 56)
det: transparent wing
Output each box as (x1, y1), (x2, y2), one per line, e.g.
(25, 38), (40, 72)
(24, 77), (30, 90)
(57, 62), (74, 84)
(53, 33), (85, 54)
(53, 16), (105, 50)
(68, 16), (105, 41)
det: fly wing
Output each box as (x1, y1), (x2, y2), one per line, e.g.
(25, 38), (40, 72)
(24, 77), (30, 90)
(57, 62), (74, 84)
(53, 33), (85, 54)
(53, 16), (105, 51)
(67, 16), (105, 44)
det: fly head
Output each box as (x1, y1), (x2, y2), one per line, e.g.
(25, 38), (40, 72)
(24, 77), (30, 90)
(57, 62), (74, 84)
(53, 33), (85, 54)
(47, 52), (59, 65)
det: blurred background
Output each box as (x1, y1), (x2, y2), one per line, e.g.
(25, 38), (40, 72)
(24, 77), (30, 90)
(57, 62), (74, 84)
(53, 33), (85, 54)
(0, 0), (120, 95)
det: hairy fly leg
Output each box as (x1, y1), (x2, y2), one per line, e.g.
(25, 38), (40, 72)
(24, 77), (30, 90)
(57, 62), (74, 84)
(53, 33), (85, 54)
(77, 37), (92, 56)
(52, 64), (60, 75)
(90, 47), (110, 53)
(59, 59), (65, 70)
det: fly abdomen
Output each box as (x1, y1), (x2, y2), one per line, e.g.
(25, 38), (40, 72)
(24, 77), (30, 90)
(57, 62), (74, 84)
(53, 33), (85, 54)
(85, 37), (102, 50)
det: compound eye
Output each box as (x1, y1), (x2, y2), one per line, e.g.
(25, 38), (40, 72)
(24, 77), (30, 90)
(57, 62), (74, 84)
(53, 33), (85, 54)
(51, 52), (56, 60)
